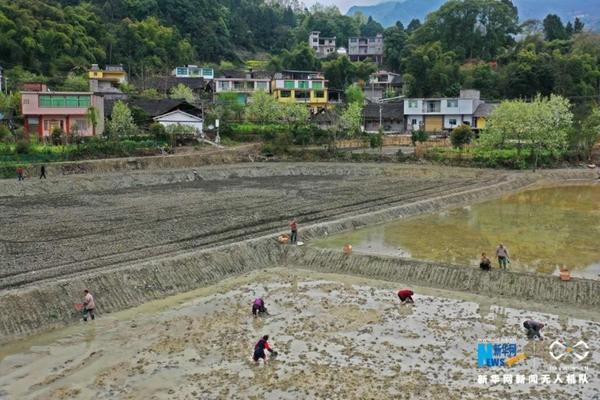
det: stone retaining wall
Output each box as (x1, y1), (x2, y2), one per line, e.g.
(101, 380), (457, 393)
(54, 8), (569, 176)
(287, 247), (600, 309)
(0, 240), (283, 343)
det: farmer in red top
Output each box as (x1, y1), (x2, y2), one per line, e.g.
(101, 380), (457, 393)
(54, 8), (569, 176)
(253, 335), (277, 364)
(289, 219), (298, 244)
(397, 289), (414, 304)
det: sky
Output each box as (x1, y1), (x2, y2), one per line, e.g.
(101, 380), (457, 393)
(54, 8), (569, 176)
(303, 0), (386, 13)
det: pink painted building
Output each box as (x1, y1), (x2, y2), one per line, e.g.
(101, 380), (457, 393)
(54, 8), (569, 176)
(21, 89), (105, 138)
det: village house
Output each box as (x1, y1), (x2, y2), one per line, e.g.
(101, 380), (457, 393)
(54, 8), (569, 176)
(404, 90), (493, 133)
(21, 84), (105, 138)
(88, 64), (127, 99)
(309, 31), (337, 59)
(348, 34), (384, 65)
(214, 70), (271, 105)
(271, 70), (329, 112)
(362, 102), (404, 133)
(172, 65), (214, 79)
(363, 71), (403, 102)
(105, 98), (203, 133)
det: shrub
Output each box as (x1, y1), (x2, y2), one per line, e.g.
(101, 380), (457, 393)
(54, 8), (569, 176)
(411, 130), (428, 146)
(149, 123), (167, 142)
(15, 140), (30, 154)
(0, 125), (11, 142)
(51, 128), (64, 145)
(450, 124), (473, 148)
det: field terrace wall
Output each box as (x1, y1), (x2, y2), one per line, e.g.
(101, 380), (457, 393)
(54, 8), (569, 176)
(287, 247), (600, 309)
(0, 240), (284, 343)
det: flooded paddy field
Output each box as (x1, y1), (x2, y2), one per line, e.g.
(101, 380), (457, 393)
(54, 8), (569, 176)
(315, 184), (600, 279)
(1, 269), (598, 400)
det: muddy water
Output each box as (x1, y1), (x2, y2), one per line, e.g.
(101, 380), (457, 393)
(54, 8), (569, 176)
(0, 269), (598, 400)
(315, 184), (600, 279)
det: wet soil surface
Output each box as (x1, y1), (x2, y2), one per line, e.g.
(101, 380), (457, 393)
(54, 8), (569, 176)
(0, 164), (503, 289)
(0, 269), (597, 400)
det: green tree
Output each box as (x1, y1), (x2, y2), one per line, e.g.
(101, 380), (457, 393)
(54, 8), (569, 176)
(280, 103), (309, 128)
(279, 42), (320, 71)
(577, 108), (600, 161)
(482, 95), (573, 170)
(86, 106), (99, 136)
(169, 84), (195, 103)
(543, 14), (568, 41)
(139, 88), (164, 100)
(450, 124), (473, 149)
(339, 102), (363, 137)
(244, 91), (281, 124)
(60, 74), (89, 91)
(573, 17), (585, 34)
(383, 22), (407, 73)
(412, 0), (518, 61)
(406, 19), (421, 33)
(344, 84), (364, 105)
(106, 100), (137, 138)
(402, 42), (460, 97)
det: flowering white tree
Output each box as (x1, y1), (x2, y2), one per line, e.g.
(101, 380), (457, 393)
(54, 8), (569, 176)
(480, 94), (572, 170)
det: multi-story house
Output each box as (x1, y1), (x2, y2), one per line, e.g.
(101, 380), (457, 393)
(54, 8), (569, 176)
(172, 65), (214, 80)
(364, 70), (403, 102)
(348, 34), (384, 65)
(88, 64), (127, 94)
(309, 32), (337, 59)
(21, 84), (104, 138)
(404, 90), (491, 133)
(271, 70), (329, 112)
(214, 71), (271, 105)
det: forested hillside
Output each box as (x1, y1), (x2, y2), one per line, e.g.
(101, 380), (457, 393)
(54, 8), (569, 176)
(0, 0), (599, 111)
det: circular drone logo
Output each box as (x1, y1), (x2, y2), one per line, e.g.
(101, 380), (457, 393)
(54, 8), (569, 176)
(549, 340), (590, 362)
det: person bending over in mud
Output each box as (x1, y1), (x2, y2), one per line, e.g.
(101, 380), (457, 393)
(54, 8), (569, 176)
(397, 289), (414, 304)
(253, 335), (277, 365)
(523, 320), (544, 340)
(82, 289), (96, 321)
(252, 297), (267, 317)
(479, 253), (492, 271)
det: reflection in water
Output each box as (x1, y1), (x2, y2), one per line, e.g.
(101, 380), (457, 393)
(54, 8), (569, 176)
(316, 185), (600, 279)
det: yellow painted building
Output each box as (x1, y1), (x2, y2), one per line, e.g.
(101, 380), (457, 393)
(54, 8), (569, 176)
(271, 70), (330, 111)
(88, 64), (128, 83)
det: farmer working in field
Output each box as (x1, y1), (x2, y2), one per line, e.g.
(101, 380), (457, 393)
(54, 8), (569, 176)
(523, 320), (544, 340)
(289, 219), (298, 245)
(82, 289), (96, 321)
(397, 289), (414, 304)
(253, 335), (277, 365)
(496, 244), (510, 269)
(252, 297), (267, 317)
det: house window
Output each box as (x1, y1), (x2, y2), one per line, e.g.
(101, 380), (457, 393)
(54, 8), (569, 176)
(202, 68), (213, 77)
(350, 38), (357, 42)
(298, 81), (309, 89)
(79, 96), (91, 107)
(313, 38), (318, 43)
(176, 67), (188, 76)
(72, 119), (88, 132)
(449, 118), (457, 126)
(65, 96), (79, 107)
(280, 90), (292, 98)
(284, 80), (295, 89)
(295, 91), (309, 99)
(411, 119), (418, 125)
(447, 99), (458, 108)
(312, 81), (323, 90)
(315, 91), (325, 98)
(408, 100), (418, 108)
(256, 81), (268, 91)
